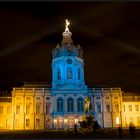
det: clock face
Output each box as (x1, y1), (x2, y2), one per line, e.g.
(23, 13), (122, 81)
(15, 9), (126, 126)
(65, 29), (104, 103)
(66, 58), (73, 64)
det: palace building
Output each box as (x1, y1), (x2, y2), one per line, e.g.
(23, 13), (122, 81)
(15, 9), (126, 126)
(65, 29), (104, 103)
(0, 20), (140, 130)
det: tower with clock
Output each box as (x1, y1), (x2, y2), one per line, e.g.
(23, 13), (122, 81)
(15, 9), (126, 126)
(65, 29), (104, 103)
(52, 20), (87, 91)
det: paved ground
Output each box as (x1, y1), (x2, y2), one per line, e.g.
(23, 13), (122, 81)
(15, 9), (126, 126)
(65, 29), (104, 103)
(0, 128), (140, 139)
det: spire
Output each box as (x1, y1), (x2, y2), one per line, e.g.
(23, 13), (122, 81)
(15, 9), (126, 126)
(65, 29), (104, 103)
(62, 19), (73, 44)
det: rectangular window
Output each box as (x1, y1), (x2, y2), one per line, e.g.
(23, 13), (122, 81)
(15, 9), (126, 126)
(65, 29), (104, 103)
(0, 106), (3, 114)
(114, 96), (118, 99)
(6, 119), (10, 128)
(135, 105), (139, 111)
(128, 105), (132, 112)
(67, 99), (74, 112)
(116, 116), (120, 125)
(7, 106), (11, 114)
(77, 99), (83, 112)
(137, 117), (140, 125)
(46, 97), (50, 100)
(106, 104), (110, 113)
(15, 119), (19, 128)
(97, 104), (101, 113)
(16, 105), (20, 114)
(26, 97), (31, 100)
(36, 97), (40, 100)
(36, 104), (41, 114)
(46, 103), (51, 114)
(96, 96), (100, 100)
(106, 96), (109, 100)
(123, 105), (125, 112)
(130, 117), (133, 123)
(36, 119), (40, 126)
(26, 119), (30, 127)
(115, 104), (119, 113)
(26, 105), (30, 114)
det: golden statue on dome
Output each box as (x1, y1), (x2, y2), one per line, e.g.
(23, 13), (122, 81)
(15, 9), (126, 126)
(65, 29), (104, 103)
(65, 19), (70, 32)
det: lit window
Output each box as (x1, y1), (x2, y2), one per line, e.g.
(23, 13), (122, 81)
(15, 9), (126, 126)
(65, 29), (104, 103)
(128, 105), (132, 112)
(36, 119), (40, 126)
(26, 119), (30, 127)
(0, 106), (3, 114)
(67, 68), (72, 79)
(16, 105), (20, 114)
(57, 98), (63, 112)
(123, 105), (125, 112)
(7, 106), (11, 114)
(36, 103), (41, 114)
(77, 97), (83, 112)
(135, 105), (139, 111)
(116, 117), (120, 125)
(67, 97), (74, 112)
(57, 68), (61, 80)
(106, 104), (110, 113)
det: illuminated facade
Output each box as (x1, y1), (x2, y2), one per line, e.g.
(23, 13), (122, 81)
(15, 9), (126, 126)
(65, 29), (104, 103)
(0, 20), (140, 130)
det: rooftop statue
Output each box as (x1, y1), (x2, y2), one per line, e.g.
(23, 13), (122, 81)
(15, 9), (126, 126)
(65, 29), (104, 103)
(65, 19), (70, 32)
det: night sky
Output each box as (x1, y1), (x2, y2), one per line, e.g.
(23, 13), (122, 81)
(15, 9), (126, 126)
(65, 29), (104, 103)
(0, 2), (140, 93)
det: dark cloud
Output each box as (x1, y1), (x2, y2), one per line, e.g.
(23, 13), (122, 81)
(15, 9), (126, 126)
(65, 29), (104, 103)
(0, 2), (140, 93)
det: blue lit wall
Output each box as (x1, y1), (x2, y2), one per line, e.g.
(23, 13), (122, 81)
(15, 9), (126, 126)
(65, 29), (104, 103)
(52, 56), (85, 88)
(51, 28), (87, 91)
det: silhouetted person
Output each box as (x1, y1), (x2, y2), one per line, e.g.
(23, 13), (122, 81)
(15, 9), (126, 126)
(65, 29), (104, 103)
(118, 126), (122, 138)
(93, 121), (100, 133)
(129, 123), (135, 138)
(74, 124), (77, 135)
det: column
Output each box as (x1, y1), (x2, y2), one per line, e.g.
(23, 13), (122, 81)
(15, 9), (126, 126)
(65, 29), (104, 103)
(74, 95), (77, 113)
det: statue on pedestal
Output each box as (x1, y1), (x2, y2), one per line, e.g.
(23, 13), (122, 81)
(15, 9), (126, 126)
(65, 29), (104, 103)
(84, 96), (92, 114)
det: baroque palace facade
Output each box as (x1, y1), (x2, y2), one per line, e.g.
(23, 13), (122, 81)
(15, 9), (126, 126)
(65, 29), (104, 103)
(0, 20), (140, 130)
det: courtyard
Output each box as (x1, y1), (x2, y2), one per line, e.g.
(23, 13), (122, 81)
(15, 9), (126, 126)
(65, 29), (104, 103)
(0, 128), (140, 139)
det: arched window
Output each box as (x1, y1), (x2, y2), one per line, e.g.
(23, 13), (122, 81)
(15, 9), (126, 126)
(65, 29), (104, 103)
(57, 97), (63, 112)
(67, 68), (72, 79)
(77, 97), (83, 112)
(78, 68), (80, 80)
(57, 68), (61, 80)
(67, 97), (74, 112)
